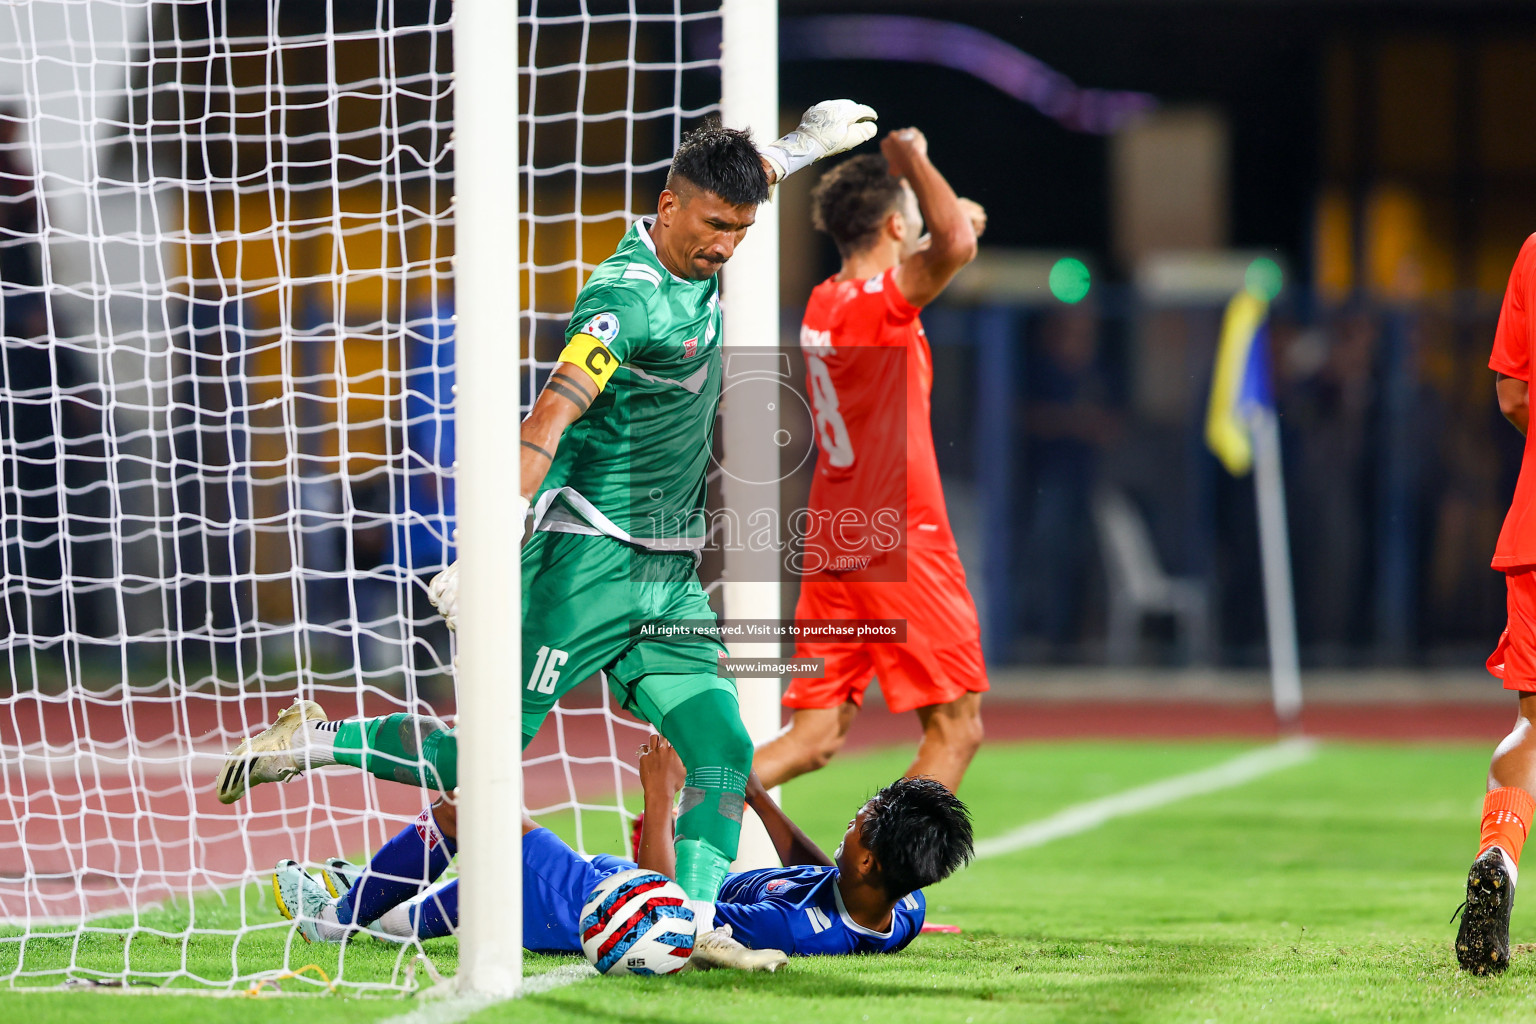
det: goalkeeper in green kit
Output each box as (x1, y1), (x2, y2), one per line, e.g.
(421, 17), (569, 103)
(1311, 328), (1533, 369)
(217, 102), (878, 914)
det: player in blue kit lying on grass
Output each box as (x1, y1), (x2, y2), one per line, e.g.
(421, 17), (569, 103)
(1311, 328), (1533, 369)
(271, 736), (973, 968)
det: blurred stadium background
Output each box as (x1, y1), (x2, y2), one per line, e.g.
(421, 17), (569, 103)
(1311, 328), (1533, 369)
(771, 0), (1536, 679)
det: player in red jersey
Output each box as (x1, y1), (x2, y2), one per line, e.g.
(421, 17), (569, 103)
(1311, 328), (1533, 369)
(1458, 232), (1536, 975)
(753, 128), (987, 793)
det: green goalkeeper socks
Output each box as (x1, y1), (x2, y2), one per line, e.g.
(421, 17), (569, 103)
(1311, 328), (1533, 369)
(673, 837), (734, 903)
(329, 714), (458, 791)
(661, 689), (753, 902)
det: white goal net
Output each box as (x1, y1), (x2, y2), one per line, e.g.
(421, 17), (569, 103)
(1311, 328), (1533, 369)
(0, 0), (727, 993)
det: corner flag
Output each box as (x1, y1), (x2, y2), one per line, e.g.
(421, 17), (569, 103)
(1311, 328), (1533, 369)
(1205, 289), (1272, 476)
(1204, 286), (1302, 726)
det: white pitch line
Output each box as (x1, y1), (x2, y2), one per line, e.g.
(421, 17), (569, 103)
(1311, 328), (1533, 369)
(521, 964), (599, 995)
(380, 964), (598, 1024)
(973, 736), (1319, 861)
(378, 994), (499, 1024)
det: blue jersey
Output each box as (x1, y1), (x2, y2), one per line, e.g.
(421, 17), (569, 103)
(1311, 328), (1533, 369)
(713, 865), (926, 956)
(517, 829), (925, 957)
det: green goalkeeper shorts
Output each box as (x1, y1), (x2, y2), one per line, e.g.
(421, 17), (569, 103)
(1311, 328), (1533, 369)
(518, 529), (734, 742)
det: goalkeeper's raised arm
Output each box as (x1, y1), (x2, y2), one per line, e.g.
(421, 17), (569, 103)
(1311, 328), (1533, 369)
(758, 99), (879, 185)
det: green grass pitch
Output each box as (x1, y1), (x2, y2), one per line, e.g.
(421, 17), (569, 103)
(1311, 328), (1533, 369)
(4, 739), (1535, 1022)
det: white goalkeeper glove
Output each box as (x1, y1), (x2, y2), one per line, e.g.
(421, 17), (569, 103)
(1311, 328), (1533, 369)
(427, 562), (459, 631)
(427, 494), (530, 632)
(759, 99), (878, 183)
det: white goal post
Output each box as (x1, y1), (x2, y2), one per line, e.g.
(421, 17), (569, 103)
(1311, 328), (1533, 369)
(719, 0), (785, 871)
(452, 0), (523, 999)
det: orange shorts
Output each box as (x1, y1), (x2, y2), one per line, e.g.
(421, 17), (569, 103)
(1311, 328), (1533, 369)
(1489, 568), (1536, 692)
(784, 547), (988, 715)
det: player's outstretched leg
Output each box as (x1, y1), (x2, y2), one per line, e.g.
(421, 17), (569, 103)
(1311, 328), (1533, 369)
(409, 880), (458, 940)
(323, 863), (459, 942)
(217, 709), (457, 802)
(313, 713), (458, 790)
(334, 804), (457, 931)
(657, 686), (754, 902)
(216, 700), (326, 803)
(1457, 692), (1536, 975)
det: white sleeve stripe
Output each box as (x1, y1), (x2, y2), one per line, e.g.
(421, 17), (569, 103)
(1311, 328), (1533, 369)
(622, 264), (662, 286)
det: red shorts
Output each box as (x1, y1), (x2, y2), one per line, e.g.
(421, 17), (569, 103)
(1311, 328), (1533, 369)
(784, 546), (988, 715)
(1489, 568), (1536, 691)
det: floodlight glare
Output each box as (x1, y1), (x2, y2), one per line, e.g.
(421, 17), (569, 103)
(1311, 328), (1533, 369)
(1049, 257), (1091, 304)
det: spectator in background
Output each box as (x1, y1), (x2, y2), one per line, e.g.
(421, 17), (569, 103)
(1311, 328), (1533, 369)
(1018, 304), (1119, 657)
(1280, 306), (1377, 655)
(397, 292), (456, 575)
(386, 292), (456, 680)
(0, 110), (39, 293)
(0, 105), (104, 647)
(1415, 316), (1497, 642)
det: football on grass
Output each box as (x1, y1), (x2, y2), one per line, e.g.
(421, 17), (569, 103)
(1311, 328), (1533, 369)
(580, 869), (696, 976)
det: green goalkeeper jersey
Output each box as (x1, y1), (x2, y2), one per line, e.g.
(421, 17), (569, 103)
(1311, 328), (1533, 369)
(534, 218), (723, 550)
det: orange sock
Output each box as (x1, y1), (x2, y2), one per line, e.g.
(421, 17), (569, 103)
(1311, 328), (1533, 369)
(1480, 786), (1536, 865)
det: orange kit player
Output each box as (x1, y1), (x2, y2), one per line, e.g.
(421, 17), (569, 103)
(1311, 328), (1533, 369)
(1459, 232), (1536, 975)
(753, 128), (987, 794)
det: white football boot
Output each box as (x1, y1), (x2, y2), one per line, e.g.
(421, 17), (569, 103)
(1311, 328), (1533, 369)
(216, 700), (326, 804)
(690, 924), (788, 972)
(272, 860), (344, 944)
(319, 857), (361, 900)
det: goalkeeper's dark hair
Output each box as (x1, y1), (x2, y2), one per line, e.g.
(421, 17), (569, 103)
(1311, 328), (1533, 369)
(667, 120), (770, 206)
(810, 154), (907, 258)
(859, 776), (973, 900)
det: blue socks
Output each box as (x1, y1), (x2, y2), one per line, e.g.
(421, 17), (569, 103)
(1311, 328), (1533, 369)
(410, 879), (459, 939)
(337, 807), (456, 926)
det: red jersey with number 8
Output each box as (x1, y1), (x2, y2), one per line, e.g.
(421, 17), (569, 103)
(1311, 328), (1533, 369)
(799, 267), (955, 570)
(790, 267), (986, 715)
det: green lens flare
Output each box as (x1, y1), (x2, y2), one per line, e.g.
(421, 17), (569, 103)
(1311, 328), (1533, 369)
(1048, 258), (1091, 304)
(1245, 257), (1283, 301)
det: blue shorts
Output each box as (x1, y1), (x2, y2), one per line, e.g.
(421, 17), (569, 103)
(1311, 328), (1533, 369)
(522, 827), (637, 953)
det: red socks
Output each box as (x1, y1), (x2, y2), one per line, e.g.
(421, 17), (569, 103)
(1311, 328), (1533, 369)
(1480, 787), (1536, 866)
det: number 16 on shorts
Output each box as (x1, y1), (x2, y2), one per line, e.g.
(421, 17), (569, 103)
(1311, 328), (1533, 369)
(528, 645), (568, 694)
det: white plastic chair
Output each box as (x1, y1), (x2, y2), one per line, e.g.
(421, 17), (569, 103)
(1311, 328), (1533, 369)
(1092, 486), (1212, 665)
